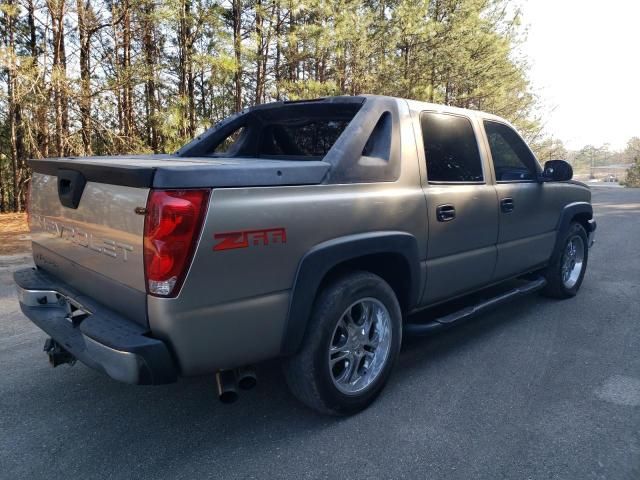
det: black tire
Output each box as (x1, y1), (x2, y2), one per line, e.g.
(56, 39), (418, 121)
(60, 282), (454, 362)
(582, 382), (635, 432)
(541, 222), (589, 299)
(283, 271), (402, 415)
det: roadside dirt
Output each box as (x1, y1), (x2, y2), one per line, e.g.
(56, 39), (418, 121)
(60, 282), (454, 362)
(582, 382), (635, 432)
(0, 213), (31, 255)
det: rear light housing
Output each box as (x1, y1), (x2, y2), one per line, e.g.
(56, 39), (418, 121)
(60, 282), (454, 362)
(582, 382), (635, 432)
(143, 189), (210, 297)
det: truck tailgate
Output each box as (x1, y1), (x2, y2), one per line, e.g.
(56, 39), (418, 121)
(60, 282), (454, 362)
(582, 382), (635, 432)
(29, 171), (149, 325)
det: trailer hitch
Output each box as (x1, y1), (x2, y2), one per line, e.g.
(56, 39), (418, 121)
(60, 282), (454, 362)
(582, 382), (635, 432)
(43, 338), (76, 367)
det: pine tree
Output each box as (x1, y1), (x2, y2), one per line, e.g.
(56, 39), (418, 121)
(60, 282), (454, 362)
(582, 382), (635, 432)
(0, 0), (579, 212)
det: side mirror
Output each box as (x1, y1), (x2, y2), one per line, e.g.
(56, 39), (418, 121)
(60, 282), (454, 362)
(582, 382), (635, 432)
(541, 160), (573, 182)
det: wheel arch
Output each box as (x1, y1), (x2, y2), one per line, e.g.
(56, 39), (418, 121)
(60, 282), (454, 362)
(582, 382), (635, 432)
(551, 201), (593, 262)
(280, 232), (421, 355)
(556, 202), (593, 235)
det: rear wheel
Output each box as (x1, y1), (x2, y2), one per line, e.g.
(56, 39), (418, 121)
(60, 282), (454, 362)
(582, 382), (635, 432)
(541, 222), (589, 298)
(283, 271), (402, 415)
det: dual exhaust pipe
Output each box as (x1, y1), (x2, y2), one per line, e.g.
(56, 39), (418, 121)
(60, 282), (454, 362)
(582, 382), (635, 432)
(215, 367), (257, 403)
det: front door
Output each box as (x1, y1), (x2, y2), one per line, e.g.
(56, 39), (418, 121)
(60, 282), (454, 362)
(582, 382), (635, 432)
(482, 120), (558, 280)
(418, 112), (499, 305)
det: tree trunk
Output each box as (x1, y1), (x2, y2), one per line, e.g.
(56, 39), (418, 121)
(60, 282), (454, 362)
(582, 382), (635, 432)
(28, 0), (48, 158)
(50, 0), (69, 157)
(77, 0), (92, 155)
(232, 0), (243, 112)
(178, 0), (195, 136)
(288, 2), (297, 82)
(259, 0), (276, 104)
(142, 0), (159, 151)
(186, 3), (195, 137)
(122, 0), (133, 142)
(198, 69), (206, 120)
(5, 0), (20, 210)
(274, 0), (281, 100)
(254, 0), (263, 105)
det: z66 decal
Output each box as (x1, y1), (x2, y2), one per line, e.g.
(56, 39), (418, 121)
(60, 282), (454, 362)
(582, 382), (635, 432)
(213, 227), (287, 251)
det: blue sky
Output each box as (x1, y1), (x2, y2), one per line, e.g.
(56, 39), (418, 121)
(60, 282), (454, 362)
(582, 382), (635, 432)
(520, 0), (639, 150)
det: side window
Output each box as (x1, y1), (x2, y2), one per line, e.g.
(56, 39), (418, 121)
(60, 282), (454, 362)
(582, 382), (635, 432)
(484, 121), (538, 181)
(420, 112), (484, 183)
(213, 126), (246, 155)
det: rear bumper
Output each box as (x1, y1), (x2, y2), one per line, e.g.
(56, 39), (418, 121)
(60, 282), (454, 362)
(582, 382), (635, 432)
(587, 218), (597, 248)
(14, 268), (177, 385)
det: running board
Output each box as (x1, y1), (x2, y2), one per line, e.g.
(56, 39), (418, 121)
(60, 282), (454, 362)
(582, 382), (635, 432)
(404, 276), (547, 336)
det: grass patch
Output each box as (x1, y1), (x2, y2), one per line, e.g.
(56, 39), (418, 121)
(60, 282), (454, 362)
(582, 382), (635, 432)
(0, 213), (31, 255)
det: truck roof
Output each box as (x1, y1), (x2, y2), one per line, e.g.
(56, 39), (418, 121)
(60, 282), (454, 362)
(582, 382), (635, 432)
(240, 94), (513, 128)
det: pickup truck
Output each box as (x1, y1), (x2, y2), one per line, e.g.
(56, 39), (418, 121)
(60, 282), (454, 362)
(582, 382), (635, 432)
(15, 95), (596, 415)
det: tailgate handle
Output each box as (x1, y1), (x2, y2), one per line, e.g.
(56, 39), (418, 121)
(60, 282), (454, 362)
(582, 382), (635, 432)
(57, 169), (87, 209)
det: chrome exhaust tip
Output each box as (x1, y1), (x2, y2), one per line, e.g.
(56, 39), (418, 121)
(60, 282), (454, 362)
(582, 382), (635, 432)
(215, 370), (239, 403)
(236, 366), (257, 390)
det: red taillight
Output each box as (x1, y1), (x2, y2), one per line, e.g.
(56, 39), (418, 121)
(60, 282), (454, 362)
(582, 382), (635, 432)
(143, 189), (210, 297)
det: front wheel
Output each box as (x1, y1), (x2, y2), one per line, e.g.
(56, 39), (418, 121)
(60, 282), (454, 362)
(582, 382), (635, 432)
(541, 222), (589, 298)
(283, 271), (402, 415)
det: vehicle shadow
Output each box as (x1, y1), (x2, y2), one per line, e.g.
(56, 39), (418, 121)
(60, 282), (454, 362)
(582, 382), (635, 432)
(6, 291), (552, 479)
(399, 292), (545, 372)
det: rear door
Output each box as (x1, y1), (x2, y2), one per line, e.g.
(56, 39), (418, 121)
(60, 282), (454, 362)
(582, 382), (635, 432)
(418, 112), (499, 304)
(482, 120), (557, 280)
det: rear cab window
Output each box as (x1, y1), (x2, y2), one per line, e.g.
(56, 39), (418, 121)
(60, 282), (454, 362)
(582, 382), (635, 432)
(259, 120), (351, 158)
(198, 102), (362, 161)
(420, 112), (484, 183)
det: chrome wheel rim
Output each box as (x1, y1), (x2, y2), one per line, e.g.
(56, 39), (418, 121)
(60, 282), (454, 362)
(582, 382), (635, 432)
(328, 298), (392, 395)
(561, 235), (585, 289)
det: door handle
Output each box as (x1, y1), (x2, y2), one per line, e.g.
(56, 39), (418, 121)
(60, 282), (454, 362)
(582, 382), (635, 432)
(500, 198), (515, 213)
(436, 204), (456, 222)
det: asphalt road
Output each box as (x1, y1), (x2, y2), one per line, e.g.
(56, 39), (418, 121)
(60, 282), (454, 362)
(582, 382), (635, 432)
(1, 187), (639, 479)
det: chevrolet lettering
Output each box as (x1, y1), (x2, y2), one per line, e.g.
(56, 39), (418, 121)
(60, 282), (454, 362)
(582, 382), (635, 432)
(34, 214), (134, 260)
